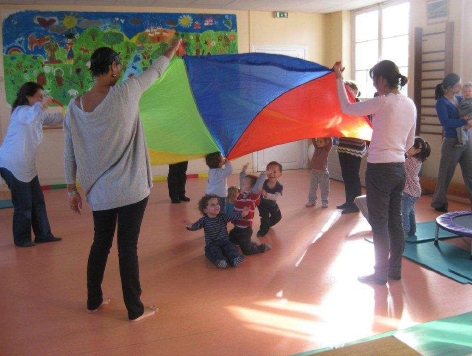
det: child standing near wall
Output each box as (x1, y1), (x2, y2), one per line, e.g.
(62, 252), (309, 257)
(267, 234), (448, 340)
(306, 138), (333, 208)
(257, 161), (283, 237)
(205, 152), (232, 211)
(229, 164), (272, 255)
(402, 137), (431, 236)
(183, 194), (247, 269)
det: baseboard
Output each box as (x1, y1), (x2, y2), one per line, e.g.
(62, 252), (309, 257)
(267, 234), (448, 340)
(420, 176), (470, 204)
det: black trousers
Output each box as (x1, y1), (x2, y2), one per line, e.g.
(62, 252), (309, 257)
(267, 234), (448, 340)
(0, 168), (54, 245)
(167, 161), (188, 199)
(229, 226), (265, 255)
(88, 197), (148, 320)
(257, 201), (282, 235)
(338, 152), (362, 206)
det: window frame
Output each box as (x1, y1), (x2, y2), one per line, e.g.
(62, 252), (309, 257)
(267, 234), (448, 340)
(351, 0), (410, 99)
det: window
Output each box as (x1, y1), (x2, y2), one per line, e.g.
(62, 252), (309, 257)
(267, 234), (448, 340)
(353, 1), (410, 98)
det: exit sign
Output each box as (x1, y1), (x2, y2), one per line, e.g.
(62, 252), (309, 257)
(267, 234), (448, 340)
(274, 11), (288, 18)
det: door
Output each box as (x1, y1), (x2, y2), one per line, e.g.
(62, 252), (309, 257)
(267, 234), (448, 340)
(251, 45), (308, 171)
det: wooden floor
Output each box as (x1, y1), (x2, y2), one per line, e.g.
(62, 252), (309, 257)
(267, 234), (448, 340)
(0, 170), (471, 356)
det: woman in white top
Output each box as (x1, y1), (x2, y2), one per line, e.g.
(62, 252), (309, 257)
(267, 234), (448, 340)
(0, 82), (63, 247)
(334, 60), (416, 285)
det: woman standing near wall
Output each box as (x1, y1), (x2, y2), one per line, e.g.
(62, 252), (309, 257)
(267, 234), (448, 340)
(333, 60), (416, 285)
(64, 39), (180, 321)
(0, 82), (63, 247)
(430, 74), (472, 212)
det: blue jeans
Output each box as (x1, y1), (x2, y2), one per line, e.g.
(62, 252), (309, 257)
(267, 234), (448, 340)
(0, 167), (54, 245)
(402, 193), (419, 235)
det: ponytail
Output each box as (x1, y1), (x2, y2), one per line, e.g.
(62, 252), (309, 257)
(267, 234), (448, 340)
(435, 83), (444, 100)
(436, 73), (460, 100)
(369, 60), (408, 90)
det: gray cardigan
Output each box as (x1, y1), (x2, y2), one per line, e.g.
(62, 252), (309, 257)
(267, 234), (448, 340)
(63, 56), (170, 211)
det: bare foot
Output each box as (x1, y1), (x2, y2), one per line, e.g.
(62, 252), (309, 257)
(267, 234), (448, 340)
(87, 297), (110, 313)
(131, 306), (158, 322)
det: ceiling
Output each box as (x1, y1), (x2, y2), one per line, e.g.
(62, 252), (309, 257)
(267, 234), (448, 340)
(0, 0), (384, 14)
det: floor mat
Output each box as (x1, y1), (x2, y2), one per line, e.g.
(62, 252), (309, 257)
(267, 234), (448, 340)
(0, 199), (13, 209)
(295, 312), (472, 356)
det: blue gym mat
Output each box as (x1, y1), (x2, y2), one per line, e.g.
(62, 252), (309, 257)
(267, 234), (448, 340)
(364, 221), (458, 244)
(0, 199), (13, 209)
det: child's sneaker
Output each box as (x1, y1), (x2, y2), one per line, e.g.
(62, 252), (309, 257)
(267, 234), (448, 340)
(306, 201), (316, 208)
(232, 255), (245, 267)
(321, 202), (329, 208)
(216, 260), (228, 269)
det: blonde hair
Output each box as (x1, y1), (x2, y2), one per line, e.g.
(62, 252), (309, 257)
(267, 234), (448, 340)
(227, 186), (239, 204)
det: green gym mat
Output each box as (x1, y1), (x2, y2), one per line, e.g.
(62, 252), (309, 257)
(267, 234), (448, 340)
(363, 238), (471, 284)
(364, 221), (458, 244)
(294, 311), (472, 356)
(402, 241), (471, 284)
(0, 199), (13, 209)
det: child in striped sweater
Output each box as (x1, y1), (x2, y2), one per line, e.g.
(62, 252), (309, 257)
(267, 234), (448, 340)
(183, 194), (247, 269)
(229, 164), (272, 255)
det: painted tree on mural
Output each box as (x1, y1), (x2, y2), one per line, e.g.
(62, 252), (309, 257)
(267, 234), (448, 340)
(2, 11), (238, 106)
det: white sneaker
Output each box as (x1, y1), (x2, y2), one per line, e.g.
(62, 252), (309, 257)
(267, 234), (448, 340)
(321, 202), (329, 208)
(306, 201), (316, 207)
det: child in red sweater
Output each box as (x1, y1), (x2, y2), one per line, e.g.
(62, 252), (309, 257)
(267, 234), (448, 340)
(229, 164), (272, 255)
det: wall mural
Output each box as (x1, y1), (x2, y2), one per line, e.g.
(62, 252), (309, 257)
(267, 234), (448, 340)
(2, 10), (238, 106)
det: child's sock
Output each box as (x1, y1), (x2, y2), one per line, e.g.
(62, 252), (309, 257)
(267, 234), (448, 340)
(216, 260), (228, 269)
(232, 255), (245, 267)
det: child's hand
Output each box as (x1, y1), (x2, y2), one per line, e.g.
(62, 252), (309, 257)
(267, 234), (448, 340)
(260, 189), (267, 197)
(241, 206), (250, 217)
(242, 162), (249, 173)
(180, 218), (192, 228)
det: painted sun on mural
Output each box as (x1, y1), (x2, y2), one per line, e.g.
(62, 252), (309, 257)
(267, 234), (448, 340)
(2, 11), (238, 106)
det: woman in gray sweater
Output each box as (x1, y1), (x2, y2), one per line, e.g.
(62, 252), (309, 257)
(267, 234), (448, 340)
(64, 39), (180, 321)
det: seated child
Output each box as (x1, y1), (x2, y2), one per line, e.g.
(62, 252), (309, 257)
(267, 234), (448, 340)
(306, 138), (333, 208)
(354, 137), (431, 237)
(205, 152), (233, 211)
(257, 161), (283, 237)
(457, 82), (472, 147)
(229, 163), (272, 255)
(226, 186), (239, 214)
(184, 194), (247, 269)
(402, 137), (431, 236)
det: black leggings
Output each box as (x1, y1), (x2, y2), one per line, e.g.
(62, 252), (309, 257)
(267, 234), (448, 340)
(87, 197), (148, 320)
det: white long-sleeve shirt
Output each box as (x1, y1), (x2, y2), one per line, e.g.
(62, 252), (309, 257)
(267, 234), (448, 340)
(205, 161), (233, 197)
(0, 103), (63, 182)
(336, 79), (416, 164)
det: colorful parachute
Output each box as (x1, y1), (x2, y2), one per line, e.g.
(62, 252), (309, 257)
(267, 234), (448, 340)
(139, 53), (372, 165)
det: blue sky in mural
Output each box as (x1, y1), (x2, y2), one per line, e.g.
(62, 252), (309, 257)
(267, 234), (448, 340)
(3, 10), (237, 55)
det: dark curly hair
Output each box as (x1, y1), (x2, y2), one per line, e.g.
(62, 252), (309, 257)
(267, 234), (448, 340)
(205, 152), (222, 169)
(90, 47), (121, 77)
(11, 82), (43, 113)
(198, 194), (219, 216)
